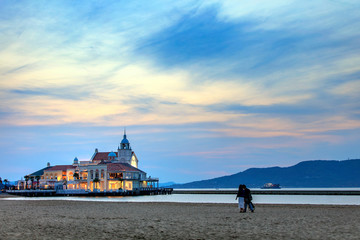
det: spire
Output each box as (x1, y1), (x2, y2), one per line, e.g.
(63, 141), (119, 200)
(120, 127), (130, 149)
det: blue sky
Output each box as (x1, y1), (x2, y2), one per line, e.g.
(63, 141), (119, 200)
(1, 0), (360, 183)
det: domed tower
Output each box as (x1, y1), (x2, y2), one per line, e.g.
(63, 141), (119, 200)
(120, 130), (131, 150)
(117, 129), (132, 164)
(73, 157), (79, 165)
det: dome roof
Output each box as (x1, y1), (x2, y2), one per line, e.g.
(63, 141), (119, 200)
(74, 157), (78, 161)
(108, 152), (116, 157)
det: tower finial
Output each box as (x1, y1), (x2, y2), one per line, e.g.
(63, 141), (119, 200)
(120, 127), (130, 149)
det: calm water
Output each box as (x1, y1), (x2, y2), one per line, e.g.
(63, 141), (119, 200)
(2, 188), (360, 205)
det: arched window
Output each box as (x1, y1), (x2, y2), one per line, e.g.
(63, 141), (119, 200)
(101, 170), (104, 179)
(90, 170), (94, 179)
(95, 170), (99, 179)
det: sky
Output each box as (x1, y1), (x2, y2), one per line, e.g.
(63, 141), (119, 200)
(0, 0), (360, 183)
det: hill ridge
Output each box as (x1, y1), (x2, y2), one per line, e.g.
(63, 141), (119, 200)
(171, 159), (360, 188)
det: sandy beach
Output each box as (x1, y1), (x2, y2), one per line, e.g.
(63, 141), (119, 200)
(0, 195), (359, 240)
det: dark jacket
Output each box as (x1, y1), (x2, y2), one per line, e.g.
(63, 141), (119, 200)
(244, 188), (252, 203)
(236, 189), (246, 198)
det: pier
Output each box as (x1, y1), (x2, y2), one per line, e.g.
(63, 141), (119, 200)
(7, 188), (359, 197)
(172, 189), (360, 195)
(6, 188), (173, 197)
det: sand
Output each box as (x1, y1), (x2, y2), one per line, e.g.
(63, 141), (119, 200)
(0, 195), (359, 240)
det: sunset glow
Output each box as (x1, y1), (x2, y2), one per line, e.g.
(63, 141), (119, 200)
(1, 0), (359, 183)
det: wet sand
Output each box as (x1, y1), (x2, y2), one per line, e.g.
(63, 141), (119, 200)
(0, 196), (359, 239)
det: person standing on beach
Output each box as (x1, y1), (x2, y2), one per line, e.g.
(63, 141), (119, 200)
(244, 185), (254, 213)
(235, 184), (246, 212)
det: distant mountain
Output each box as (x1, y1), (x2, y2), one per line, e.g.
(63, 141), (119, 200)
(159, 182), (178, 187)
(171, 159), (360, 188)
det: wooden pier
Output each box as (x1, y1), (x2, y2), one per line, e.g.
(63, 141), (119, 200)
(6, 190), (57, 197)
(6, 188), (173, 197)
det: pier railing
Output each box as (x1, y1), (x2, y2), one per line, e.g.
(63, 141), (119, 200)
(6, 189), (56, 196)
(56, 189), (88, 195)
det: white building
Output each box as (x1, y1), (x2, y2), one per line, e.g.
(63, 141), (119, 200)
(20, 131), (159, 192)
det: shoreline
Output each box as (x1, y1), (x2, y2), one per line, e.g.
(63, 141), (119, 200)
(2, 193), (360, 207)
(1, 192), (360, 206)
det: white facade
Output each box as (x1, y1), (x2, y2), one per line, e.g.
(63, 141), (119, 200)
(21, 132), (158, 192)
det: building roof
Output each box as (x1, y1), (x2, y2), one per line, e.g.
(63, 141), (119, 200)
(45, 165), (75, 171)
(93, 152), (118, 161)
(27, 166), (52, 177)
(107, 163), (145, 173)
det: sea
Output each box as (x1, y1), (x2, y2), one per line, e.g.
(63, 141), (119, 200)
(2, 188), (360, 205)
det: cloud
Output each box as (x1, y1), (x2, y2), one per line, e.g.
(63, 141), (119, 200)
(329, 79), (360, 98)
(138, 1), (360, 77)
(1, 0), (360, 182)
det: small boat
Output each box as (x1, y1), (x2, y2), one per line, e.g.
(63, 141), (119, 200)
(261, 183), (281, 189)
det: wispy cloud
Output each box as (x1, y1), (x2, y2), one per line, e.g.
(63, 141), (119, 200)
(1, 0), (360, 182)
